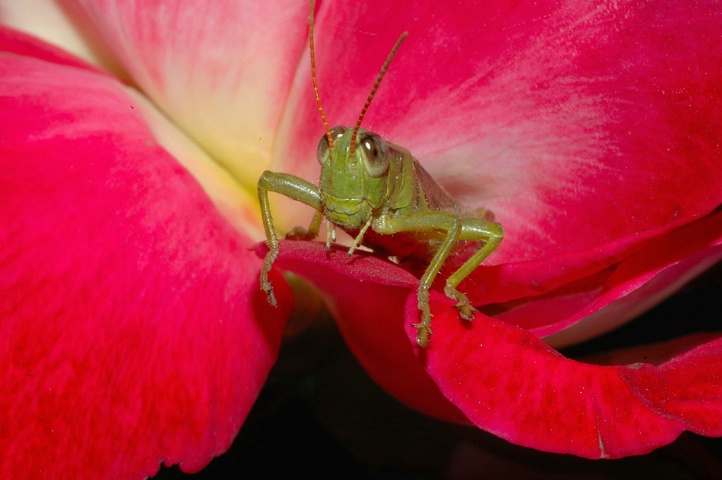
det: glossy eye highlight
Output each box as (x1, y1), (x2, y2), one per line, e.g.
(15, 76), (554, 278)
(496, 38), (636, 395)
(358, 132), (389, 177)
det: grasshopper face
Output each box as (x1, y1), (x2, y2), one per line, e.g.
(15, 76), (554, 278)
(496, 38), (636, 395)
(317, 125), (391, 230)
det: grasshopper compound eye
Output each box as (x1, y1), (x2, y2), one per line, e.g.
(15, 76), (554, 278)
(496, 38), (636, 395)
(317, 126), (347, 165)
(358, 132), (389, 177)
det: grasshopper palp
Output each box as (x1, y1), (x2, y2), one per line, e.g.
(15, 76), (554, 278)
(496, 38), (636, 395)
(258, 0), (503, 347)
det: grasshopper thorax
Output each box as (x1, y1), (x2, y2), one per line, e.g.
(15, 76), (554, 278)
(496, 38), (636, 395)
(316, 125), (391, 229)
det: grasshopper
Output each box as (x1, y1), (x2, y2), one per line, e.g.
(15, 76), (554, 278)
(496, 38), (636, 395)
(258, 0), (503, 347)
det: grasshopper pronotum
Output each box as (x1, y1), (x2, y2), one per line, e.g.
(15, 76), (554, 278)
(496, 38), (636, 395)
(258, 0), (503, 347)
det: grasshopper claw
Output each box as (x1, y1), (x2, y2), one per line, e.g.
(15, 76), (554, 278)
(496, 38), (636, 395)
(457, 303), (475, 321)
(413, 322), (432, 347)
(266, 287), (277, 307)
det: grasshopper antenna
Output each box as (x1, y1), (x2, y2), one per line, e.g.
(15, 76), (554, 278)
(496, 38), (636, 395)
(350, 31), (408, 155)
(309, 0), (334, 150)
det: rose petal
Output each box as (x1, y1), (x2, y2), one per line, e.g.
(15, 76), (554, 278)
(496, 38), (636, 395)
(625, 339), (722, 437)
(496, 212), (722, 344)
(264, 238), (722, 458)
(409, 299), (722, 458)
(0, 0), (120, 71)
(63, 0), (311, 188)
(0, 41), (288, 478)
(0, 23), (109, 74)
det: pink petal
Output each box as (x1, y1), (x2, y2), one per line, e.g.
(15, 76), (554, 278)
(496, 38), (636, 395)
(410, 301), (722, 458)
(0, 0), (118, 71)
(266, 241), (722, 458)
(626, 340), (722, 438)
(496, 211), (722, 343)
(276, 0), (722, 300)
(63, 0), (311, 187)
(0, 25), (109, 74)
(0, 31), (288, 478)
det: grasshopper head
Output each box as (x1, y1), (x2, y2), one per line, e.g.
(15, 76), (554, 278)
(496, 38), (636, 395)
(316, 126), (390, 228)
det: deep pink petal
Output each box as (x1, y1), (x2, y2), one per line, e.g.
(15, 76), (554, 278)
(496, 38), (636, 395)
(410, 300), (722, 458)
(0, 35), (288, 478)
(276, 0), (722, 299)
(625, 340), (722, 437)
(495, 212), (722, 343)
(264, 240), (722, 458)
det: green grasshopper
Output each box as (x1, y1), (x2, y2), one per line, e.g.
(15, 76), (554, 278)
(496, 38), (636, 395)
(258, 0), (503, 347)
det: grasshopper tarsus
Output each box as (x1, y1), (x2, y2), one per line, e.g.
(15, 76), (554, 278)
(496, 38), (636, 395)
(266, 288), (277, 307)
(260, 272), (277, 307)
(260, 250), (278, 307)
(415, 288), (433, 347)
(444, 284), (476, 321)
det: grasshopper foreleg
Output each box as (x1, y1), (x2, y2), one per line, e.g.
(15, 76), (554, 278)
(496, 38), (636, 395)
(258, 171), (323, 306)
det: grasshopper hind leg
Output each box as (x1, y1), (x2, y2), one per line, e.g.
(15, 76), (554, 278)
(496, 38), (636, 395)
(371, 211), (503, 347)
(413, 218), (503, 347)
